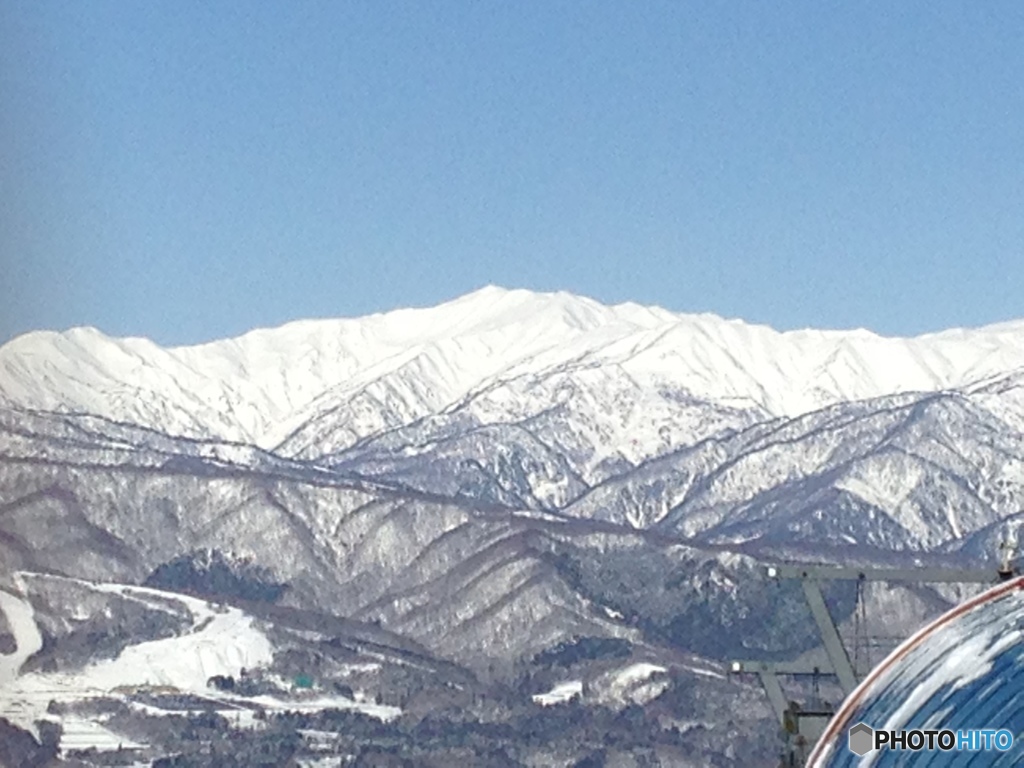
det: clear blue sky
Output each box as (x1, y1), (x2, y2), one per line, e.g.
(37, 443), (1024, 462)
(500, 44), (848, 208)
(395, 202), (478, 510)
(3, 1), (1022, 345)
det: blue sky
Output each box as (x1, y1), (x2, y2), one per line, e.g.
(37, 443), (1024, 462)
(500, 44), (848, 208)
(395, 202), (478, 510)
(2, 1), (1022, 345)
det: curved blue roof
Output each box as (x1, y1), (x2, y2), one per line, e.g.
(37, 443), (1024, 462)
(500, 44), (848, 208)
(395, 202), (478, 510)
(808, 576), (1024, 767)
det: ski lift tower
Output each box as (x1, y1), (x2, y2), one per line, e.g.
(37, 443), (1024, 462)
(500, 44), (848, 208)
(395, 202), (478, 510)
(730, 538), (1019, 767)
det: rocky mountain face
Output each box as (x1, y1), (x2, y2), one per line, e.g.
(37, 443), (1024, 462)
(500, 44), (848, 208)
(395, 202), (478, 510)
(2, 287), (1023, 766)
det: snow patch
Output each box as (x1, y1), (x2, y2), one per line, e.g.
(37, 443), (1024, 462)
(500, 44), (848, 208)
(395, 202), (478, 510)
(59, 714), (146, 754)
(0, 583), (44, 687)
(532, 680), (583, 706)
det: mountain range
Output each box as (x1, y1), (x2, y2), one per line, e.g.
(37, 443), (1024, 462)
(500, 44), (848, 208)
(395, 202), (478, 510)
(2, 286), (1023, 766)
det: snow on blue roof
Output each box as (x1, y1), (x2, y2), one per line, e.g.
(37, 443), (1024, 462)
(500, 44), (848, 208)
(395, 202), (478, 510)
(808, 576), (1024, 766)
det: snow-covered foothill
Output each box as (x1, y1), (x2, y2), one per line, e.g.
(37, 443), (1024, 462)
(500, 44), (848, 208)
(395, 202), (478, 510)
(0, 575), (273, 734)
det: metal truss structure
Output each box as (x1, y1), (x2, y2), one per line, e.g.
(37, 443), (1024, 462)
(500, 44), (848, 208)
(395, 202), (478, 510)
(731, 560), (1018, 766)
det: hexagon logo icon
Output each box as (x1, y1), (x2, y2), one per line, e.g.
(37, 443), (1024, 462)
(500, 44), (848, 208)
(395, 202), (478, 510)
(849, 722), (874, 756)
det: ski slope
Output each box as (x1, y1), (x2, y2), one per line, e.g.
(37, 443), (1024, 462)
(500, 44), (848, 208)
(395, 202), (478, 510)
(0, 576), (273, 732)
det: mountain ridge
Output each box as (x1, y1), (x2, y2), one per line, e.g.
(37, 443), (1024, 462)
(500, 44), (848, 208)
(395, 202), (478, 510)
(4, 286), (1024, 457)
(11, 284), (1024, 348)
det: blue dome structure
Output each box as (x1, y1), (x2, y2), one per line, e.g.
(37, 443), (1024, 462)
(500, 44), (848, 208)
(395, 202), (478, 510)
(807, 576), (1024, 766)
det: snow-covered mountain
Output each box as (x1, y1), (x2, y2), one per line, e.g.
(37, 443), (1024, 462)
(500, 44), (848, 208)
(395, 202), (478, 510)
(3, 287), (1024, 765)
(4, 285), (1024, 461)
(3, 287), (1024, 590)
(4, 285), (1024, 577)
(566, 391), (1024, 544)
